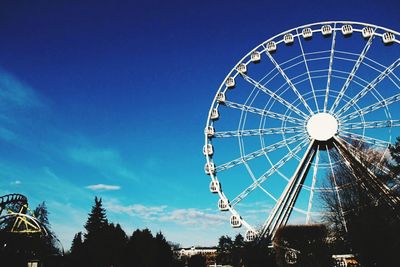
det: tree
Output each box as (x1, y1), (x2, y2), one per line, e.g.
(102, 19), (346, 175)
(321, 141), (400, 267)
(188, 254), (206, 267)
(84, 196), (108, 240)
(216, 235), (233, 265)
(274, 225), (331, 267)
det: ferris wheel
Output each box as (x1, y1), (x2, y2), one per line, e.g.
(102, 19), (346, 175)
(203, 21), (400, 241)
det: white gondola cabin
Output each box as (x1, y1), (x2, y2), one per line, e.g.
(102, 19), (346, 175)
(321, 25), (332, 36)
(245, 230), (257, 242)
(225, 77), (235, 88)
(205, 126), (215, 138)
(302, 28), (312, 39)
(203, 144), (214, 156)
(218, 198), (229, 211)
(230, 215), (242, 228)
(266, 41), (277, 53)
(210, 108), (219, 120)
(204, 162), (215, 175)
(209, 180), (220, 193)
(283, 34), (294, 45)
(362, 27), (374, 39)
(251, 51), (261, 63)
(382, 32), (395, 45)
(217, 92), (226, 103)
(237, 63), (247, 74)
(341, 25), (353, 36)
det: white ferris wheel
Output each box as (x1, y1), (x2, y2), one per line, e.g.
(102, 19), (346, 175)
(203, 21), (400, 242)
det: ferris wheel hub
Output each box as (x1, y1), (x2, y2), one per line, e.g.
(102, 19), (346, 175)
(306, 113), (338, 141)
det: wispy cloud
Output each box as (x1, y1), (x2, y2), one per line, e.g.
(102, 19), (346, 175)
(105, 200), (226, 227)
(86, 184), (121, 191)
(67, 145), (136, 181)
(0, 70), (42, 108)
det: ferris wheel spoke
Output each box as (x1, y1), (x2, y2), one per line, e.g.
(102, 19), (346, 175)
(326, 143), (348, 233)
(306, 146), (319, 224)
(265, 50), (315, 115)
(336, 57), (400, 117)
(339, 92), (400, 123)
(338, 130), (391, 148)
(341, 119), (400, 130)
(329, 33), (376, 113)
(224, 100), (304, 124)
(230, 139), (310, 207)
(215, 133), (307, 172)
(295, 29), (319, 112)
(241, 73), (308, 118)
(324, 25), (337, 112)
(214, 126), (306, 138)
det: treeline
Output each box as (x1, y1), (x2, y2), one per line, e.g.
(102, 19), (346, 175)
(66, 196), (183, 267)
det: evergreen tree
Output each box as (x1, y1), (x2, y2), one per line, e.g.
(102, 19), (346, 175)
(84, 196), (108, 240)
(70, 232), (83, 254)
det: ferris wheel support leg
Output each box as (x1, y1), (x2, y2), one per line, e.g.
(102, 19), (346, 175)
(261, 139), (317, 240)
(333, 136), (400, 217)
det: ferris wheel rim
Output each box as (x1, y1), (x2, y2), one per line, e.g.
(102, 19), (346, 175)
(204, 21), (400, 240)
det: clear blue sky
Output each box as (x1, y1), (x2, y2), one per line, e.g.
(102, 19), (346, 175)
(0, 0), (399, 248)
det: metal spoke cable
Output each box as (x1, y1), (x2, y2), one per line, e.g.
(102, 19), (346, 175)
(295, 29), (319, 112)
(336, 58), (400, 117)
(265, 50), (314, 115)
(230, 139), (309, 207)
(339, 92), (400, 123)
(324, 25), (337, 112)
(329, 33), (376, 113)
(241, 73), (309, 118)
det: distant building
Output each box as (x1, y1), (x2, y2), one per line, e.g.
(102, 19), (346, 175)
(176, 246), (217, 258)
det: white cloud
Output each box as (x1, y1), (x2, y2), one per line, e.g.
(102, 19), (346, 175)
(86, 184), (121, 191)
(105, 200), (226, 227)
(158, 208), (226, 226)
(10, 180), (21, 185)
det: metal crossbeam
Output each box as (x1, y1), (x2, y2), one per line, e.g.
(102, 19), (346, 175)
(339, 131), (391, 148)
(216, 133), (306, 172)
(306, 146), (319, 224)
(340, 92), (400, 122)
(214, 126), (305, 138)
(224, 100), (304, 124)
(341, 119), (400, 130)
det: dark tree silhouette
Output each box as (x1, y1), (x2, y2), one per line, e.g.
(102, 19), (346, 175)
(188, 254), (206, 267)
(321, 141), (400, 267)
(216, 235), (233, 265)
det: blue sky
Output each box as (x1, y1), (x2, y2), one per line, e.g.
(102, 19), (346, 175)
(0, 0), (399, 248)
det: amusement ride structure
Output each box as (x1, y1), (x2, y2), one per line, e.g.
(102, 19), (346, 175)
(203, 21), (400, 241)
(0, 193), (48, 235)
